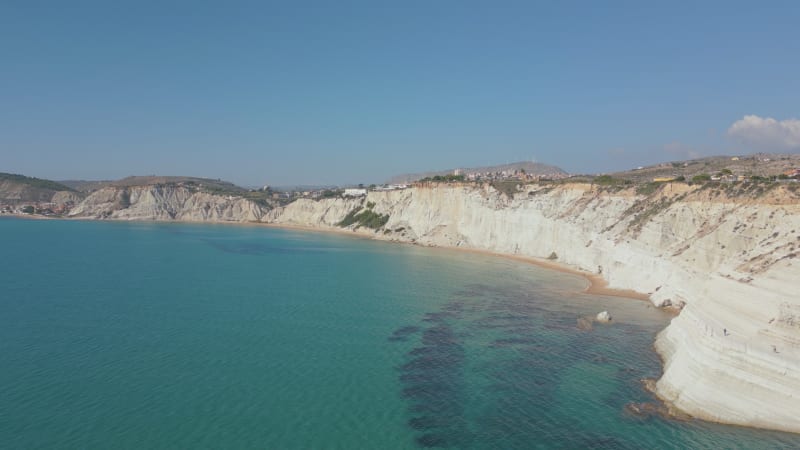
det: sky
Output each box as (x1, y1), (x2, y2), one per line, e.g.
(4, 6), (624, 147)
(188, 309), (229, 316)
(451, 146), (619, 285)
(2, 1), (799, 186)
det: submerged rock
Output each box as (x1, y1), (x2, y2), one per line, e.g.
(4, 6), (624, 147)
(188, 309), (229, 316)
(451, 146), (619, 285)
(624, 402), (663, 419)
(577, 317), (594, 331)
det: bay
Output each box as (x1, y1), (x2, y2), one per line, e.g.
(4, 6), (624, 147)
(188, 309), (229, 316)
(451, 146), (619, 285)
(1, 218), (797, 449)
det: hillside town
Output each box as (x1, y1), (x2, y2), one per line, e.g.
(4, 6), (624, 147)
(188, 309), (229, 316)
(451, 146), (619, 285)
(456, 167), (570, 182)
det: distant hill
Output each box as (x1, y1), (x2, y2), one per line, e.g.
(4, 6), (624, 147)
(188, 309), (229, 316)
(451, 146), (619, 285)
(388, 161), (567, 184)
(59, 176), (251, 193)
(58, 179), (115, 192)
(106, 176), (247, 191)
(0, 172), (83, 204)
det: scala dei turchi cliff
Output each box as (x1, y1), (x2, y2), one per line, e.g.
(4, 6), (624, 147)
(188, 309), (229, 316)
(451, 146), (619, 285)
(69, 180), (800, 433)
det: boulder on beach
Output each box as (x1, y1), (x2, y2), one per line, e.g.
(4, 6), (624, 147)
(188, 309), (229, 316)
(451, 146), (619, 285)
(596, 311), (612, 322)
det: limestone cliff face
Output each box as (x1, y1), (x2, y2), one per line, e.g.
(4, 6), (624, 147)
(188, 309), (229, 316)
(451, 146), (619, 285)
(268, 183), (800, 433)
(69, 185), (267, 222)
(265, 196), (365, 227)
(50, 191), (85, 205)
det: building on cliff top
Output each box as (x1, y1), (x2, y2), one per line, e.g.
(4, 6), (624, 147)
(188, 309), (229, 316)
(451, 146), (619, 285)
(343, 188), (367, 197)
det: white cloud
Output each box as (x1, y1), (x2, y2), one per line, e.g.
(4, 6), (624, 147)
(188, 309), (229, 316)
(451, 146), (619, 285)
(727, 115), (800, 151)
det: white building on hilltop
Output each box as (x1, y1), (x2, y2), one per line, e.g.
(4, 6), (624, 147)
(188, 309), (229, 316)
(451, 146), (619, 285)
(343, 188), (367, 197)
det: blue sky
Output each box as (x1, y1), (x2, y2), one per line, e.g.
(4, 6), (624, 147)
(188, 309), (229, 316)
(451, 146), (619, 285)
(2, 1), (799, 186)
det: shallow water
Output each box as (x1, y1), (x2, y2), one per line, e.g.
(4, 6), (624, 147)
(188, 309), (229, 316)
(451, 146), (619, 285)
(1, 218), (798, 448)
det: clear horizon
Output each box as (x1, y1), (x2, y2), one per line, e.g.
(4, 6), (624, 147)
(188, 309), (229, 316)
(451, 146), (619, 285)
(2, 1), (799, 186)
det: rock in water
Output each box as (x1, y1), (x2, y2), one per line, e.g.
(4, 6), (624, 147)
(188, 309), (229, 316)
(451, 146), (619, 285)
(576, 317), (593, 331)
(596, 311), (612, 322)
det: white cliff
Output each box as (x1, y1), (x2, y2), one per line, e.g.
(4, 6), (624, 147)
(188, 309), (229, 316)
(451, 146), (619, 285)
(51, 190), (85, 206)
(69, 185), (267, 222)
(269, 182), (800, 433)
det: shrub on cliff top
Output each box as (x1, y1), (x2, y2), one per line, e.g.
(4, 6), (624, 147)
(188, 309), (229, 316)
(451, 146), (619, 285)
(635, 182), (660, 196)
(592, 175), (633, 192)
(419, 174), (465, 183)
(490, 181), (521, 198)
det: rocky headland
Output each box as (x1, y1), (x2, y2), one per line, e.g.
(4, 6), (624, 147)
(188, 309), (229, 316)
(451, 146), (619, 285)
(69, 184), (267, 222)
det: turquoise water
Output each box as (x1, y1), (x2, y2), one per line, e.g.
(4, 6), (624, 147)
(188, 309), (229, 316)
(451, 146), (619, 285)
(1, 218), (798, 449)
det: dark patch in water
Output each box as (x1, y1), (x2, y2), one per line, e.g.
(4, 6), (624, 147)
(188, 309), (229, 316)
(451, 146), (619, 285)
(421, 311), (458, 323)
(408, 346), (448, 356)
(393, 281), (678, 449)
(204, 240), (299, 256)
(395, 302), (470, 448)
(488, 337), (538, 348)
(401, 352), (464, 372)
(203, 239), (335, 256)
(407, 415), (460, 431)
(441, 301), (466, 312)
(388, 325), (421, 342)
(400, 372), (446, 384)
(416, 433), (448, 448)
(421, 325), (460, 346)
(402, 383), (457, 399)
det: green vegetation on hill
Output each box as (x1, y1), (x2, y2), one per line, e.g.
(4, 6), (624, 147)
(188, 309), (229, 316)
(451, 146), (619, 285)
(319, 189), (342, 199)
(700, 179), (781, 198)
(635, 182), (661, 196)
(490, 180), (521, 197)
(593, 175), (632, 186)
(187, 181), (274, 207)
(110, 176), (242, 190)
(338, 203), (390, 229)
(419, 174), (465, 182)
(591, 175), (633, 192)
(0, 173), (76, 192)
(625, 196), (680, 234)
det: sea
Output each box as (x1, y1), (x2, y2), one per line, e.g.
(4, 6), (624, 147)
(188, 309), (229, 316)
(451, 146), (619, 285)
(1, 217), (798, 449)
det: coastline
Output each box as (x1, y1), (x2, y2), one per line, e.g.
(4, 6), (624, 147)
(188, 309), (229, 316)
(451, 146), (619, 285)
(20, 214), (657, 304)
(447, 246), (653, 302)
(0, 213), (57, 220)
(260, 221), (655, 304)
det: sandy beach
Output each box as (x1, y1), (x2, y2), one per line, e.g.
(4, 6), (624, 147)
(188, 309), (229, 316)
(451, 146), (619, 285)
(259, 221), (654, 303)
(11, 213), (662, 305)
(433, 246), (653, 302)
